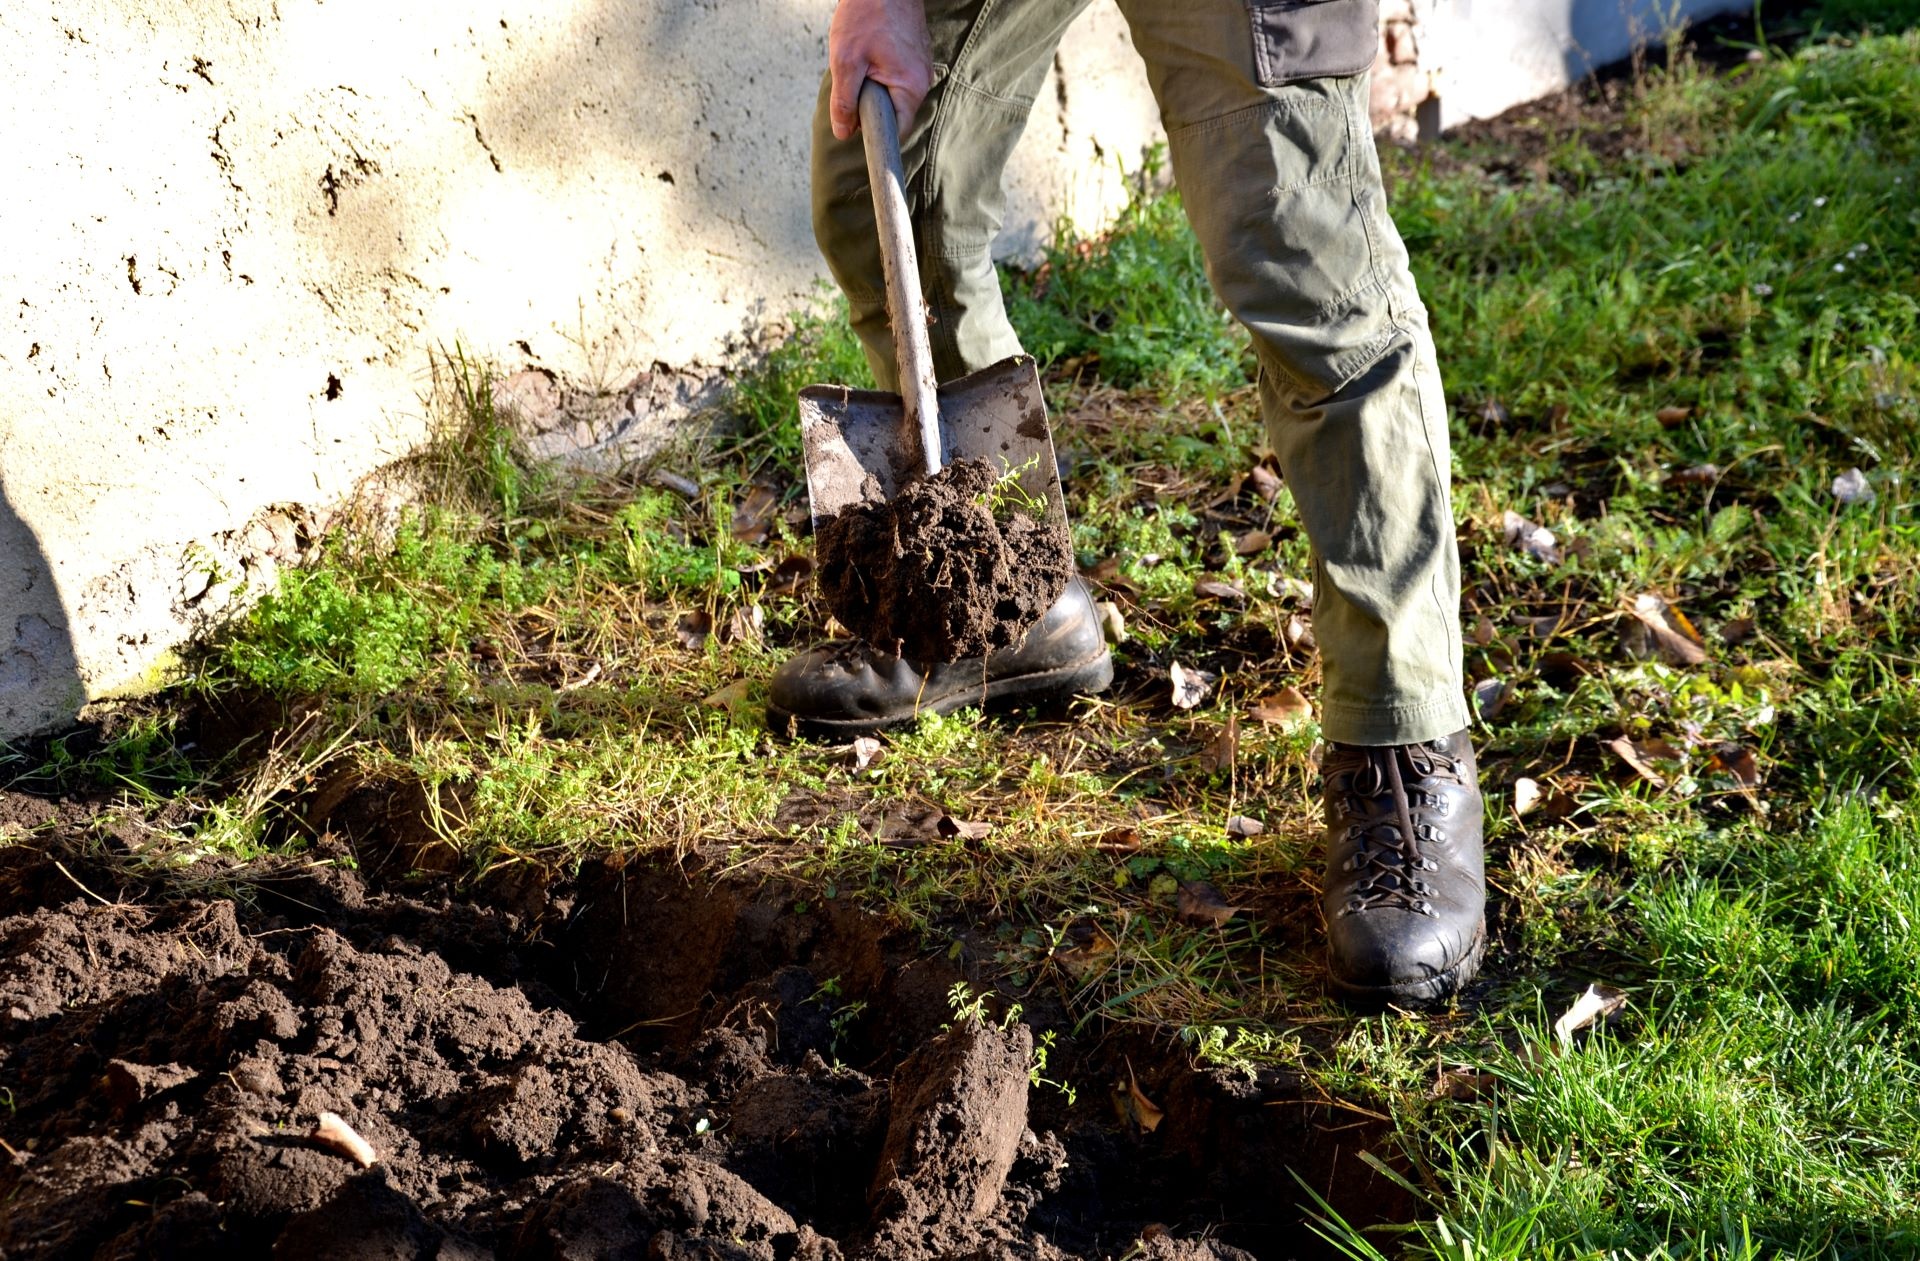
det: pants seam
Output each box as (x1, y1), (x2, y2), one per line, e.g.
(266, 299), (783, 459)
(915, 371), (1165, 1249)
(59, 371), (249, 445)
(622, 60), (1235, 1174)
(1165, 92), (1337, 141)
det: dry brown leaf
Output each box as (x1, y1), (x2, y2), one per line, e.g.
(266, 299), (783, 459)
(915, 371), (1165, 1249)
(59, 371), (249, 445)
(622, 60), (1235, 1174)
(1177, 880), (1242, 927)
(1050, 917), (1117, 979)
(1283, 613), (1317, 653)
(1225, 814), (1265, 838)
(724, 604), (765, 648)
(703, 678), (755, 714)
(850, 736), (883, 772)
(1720, 617), (1758, 646)
(1248, 465), (1283, 501)
(765, 554), (815, 599)
(936, 816), (993, 842)
(730, 484), (778, 545)
(1113, 1062), (1164, 1132)
(1275, 576), (1314, 607)
(1513, 776), (1543, 817)
(1203, 718), (1239, 774)
(1233, 529), (1273, 557)
(1629, 593), (1707, 666)
(1502, 510), (1561, 564)
(1474, 679), (1513, 721)
(1094, 600), (1128, 645)
(1169, 662), (1213, 710)
(311, 1111), (377, 1167)
(1668, 463), (1721, 486)
(1472, 614), (1497, 647)
(1710, 744), (1764, 811)
(1552, 983), (1628, 1050)
(676, 610), (713, 650)
(1094, 826), (1142, 853)
(1194, 579), (1248, 602)
(1248, 687), (1312, 728)
(1608, 737), (1673, 789)
(1655, 405), (1693, 428)
(1431, 1066), (1497, 1101)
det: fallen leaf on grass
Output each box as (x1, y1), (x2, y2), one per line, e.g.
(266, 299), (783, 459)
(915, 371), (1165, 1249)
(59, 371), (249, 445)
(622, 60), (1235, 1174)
(1094, 826), (1142, 853)
(1477, 398), (1512, 430)
(1502, 510), (1561, 564)
(1627, 593), (1707, 666)
(1832, 467), (1875, 505)
(1471, 614), (1497, 647)
(1233, 529), (1272, 557)
(725, 604), (765, 648)
(1049, 916), (1117, 980)
(850, 736), (883, 771)
(1668, 463), (1721, 486)
(1513, 777), (1543, 817)
(765, 554), (815, 599)
(1249, 687), (1312, 728)
(1655, 405), (1693, 428)
(1203, 718), (1238, 774)
(1474, 679), (1513, 720)
(1113, 1062), (1164, 1132)
(1720, 617), (1758, 646)
(1248, 465), (1283, 501)
(676, 610), (713, 650)
(1283, 613), (1317, 653)
(730, 484), (779, 545)
(1169, 662), (1213, 710)
(1194, 578), (1248, 602)
(1553, 983), (1628, 1050)
(936, 815), (993, 841)
(1095, 600), (1128, 645)
(703, 679), (755, 714)
(1710, 744), (1765, 811)
(1177, 880), (1243, 927)
(1275, 577), (1314, 607)
(311, 1111), (377, 1167)
(1432, 1065), (1497, 1101)
(1609, 736), (1680, 789)
(1226, 815), (1265, 838)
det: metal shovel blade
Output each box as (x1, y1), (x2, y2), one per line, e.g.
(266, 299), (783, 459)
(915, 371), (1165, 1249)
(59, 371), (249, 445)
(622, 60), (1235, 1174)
(798, 353), (1066, 528)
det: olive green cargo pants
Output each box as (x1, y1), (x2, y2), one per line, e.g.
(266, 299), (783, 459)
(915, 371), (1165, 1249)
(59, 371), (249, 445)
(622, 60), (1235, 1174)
(811, 0), (1469, 746)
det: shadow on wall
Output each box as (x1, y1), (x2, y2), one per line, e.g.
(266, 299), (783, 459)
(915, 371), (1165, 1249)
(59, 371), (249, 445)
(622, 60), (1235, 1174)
(0, 479), (83, 742)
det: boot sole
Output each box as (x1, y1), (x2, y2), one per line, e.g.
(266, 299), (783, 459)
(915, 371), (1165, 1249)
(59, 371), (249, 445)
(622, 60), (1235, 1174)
(766, 650), (1115, 741)
(1327, 919), (1487, 1010)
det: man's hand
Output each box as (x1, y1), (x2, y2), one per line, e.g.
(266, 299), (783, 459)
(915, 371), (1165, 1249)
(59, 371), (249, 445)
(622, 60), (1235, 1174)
(828, 0), (934, 141)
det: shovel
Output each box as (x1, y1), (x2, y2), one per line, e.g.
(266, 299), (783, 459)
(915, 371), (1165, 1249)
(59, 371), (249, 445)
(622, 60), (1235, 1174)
(798, 81), (1066, 535)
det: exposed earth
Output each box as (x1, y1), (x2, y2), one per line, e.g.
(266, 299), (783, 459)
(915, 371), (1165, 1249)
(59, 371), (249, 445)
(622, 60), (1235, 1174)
(814, 459), (1074, 663)
(0, 788), (1409, 1261)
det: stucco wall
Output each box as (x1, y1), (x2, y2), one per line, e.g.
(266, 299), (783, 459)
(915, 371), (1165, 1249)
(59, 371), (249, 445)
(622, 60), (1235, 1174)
(0, 0), (1162, 739)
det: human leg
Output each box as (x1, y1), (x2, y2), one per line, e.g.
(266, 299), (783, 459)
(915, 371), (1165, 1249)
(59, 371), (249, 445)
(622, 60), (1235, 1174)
(811, 0), (1093, 389)
(1116, 0), (1482, 1002)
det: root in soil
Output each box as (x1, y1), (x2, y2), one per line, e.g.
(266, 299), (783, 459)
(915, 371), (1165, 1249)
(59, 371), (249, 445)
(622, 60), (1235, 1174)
(814, 457), (1073, 662)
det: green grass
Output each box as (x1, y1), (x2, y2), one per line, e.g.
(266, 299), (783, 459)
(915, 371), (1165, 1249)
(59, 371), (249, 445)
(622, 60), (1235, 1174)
(14, 19), (1920, 1259)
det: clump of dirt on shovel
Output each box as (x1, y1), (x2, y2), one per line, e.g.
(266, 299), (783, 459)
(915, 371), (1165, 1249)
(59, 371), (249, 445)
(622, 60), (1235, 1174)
(815, 457), (1072, 661)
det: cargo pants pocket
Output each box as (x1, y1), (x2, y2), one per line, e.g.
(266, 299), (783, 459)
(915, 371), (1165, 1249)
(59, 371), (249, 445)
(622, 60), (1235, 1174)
(1248, 0), (1380, 86)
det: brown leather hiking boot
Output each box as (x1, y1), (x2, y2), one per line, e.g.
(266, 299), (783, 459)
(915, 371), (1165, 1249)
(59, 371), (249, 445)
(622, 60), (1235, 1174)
(766, 577), (1114, 739)
(1320, 730), (1486, 1007)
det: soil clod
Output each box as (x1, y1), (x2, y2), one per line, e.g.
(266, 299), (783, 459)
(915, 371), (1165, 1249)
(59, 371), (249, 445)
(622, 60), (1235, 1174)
(814, 458), (1072, 662)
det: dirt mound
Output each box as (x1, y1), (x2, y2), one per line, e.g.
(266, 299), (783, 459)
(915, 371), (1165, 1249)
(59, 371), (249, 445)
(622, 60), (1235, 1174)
(0, 838), (1407, 1259)
(814, 457), (1073, 662)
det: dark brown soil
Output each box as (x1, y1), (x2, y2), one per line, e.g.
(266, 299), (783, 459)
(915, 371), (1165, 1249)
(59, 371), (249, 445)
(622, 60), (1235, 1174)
(814, 458), (1073, 662)
(0, 797), (1412, 1260)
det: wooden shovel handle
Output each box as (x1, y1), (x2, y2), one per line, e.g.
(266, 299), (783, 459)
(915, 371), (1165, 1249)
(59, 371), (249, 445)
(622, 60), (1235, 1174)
(857, 81), (942, 478)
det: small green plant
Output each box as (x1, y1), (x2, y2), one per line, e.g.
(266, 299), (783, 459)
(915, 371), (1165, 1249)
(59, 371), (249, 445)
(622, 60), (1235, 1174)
(1029, 1029), (1077, 1107)
(978, 453), (1049, 522)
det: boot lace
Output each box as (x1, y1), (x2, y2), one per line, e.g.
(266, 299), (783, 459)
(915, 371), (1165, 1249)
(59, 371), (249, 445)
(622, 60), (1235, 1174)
(1326, 741), (1465, 918)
